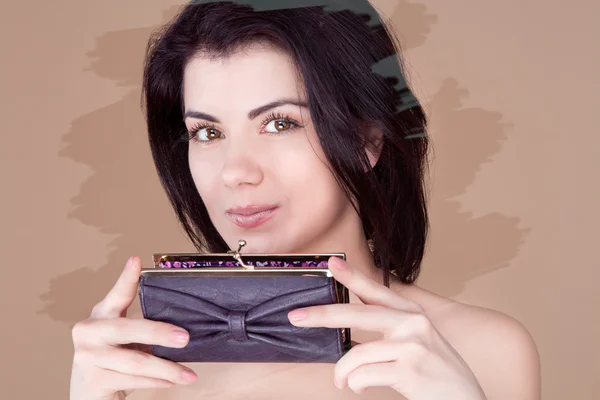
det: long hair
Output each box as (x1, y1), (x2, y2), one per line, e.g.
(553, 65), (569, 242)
(141, 0), (430, 287)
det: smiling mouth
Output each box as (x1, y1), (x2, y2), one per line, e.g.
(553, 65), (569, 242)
(225, 205), (278, 229)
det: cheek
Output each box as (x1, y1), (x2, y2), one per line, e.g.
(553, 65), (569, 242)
(188, 153), (221, 210)
(274, 138), (348, 215)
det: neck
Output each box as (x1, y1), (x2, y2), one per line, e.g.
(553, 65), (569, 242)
(294, 204), (394, 289)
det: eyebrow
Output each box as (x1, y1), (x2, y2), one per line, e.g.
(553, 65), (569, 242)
(183, 98), (308, 123)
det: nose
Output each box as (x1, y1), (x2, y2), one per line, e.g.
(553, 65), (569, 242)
(220, 139), (264, 188)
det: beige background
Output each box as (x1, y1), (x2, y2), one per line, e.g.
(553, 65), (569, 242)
(1, 0), (597, 398)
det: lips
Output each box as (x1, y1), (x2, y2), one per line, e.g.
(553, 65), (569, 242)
(225, 204), (278, 229)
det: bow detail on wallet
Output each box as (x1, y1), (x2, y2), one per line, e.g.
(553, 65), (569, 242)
(140, 281), (341, 357)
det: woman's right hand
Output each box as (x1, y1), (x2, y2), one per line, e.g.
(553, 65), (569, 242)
(69, 256), (198, 400)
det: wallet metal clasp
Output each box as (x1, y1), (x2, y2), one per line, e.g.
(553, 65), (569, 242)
(227, 239), (253, 270)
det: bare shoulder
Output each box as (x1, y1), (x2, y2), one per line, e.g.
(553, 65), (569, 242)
(398, 284), (542, 400)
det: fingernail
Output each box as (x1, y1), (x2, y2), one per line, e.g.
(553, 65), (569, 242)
(171, 329), (189, 344)
(288, 309), (307, 322)
(126, 256), (134, 269)
(182, 369), (197, 383)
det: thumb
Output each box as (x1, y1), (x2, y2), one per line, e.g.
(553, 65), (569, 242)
(92, 256), (142, 319)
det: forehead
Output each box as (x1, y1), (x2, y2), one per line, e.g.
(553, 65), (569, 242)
(183, 44), (306, 113)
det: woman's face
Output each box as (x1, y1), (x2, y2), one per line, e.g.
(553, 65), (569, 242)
(183, 44), (356, 253)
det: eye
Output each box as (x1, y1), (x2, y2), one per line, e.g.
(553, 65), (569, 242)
(264, 119), (293, 133)
(188, 123), (224, 143)
(261, 112), (304, 134)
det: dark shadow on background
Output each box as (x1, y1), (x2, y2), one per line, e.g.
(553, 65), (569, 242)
(388, 3), (530, 297)
(36, 5), (190, 323)
(37, 0), (528, 329)
(417, 77), (530, 295)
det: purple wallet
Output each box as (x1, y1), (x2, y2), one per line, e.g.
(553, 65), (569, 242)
(138, 240), (351, 363)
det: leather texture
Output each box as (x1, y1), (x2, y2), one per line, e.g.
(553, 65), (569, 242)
(139, 275), (347, 363)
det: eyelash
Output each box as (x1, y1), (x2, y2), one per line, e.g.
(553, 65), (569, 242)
(185, 111), (305, 143)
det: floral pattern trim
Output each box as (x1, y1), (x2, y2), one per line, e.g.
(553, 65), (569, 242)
(159, 260), (330, 269)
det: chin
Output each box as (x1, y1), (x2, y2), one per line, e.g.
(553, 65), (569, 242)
(223, 231), (290, 254)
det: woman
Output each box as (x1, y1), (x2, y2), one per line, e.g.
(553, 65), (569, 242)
(70, 1), (541, 399)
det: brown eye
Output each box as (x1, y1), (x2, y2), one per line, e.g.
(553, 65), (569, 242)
(264, 118), (296, 133)
(190, 126), (224, 142)
(206, 128), (221, 139)
(275, 120), (291, 131)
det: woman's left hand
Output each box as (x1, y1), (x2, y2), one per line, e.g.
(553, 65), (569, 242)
(287, 256), (487, 399)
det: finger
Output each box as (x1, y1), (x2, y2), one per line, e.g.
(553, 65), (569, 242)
(334, 339), (405, 387)
(72, 317), (190, 349)
(93, 367), (177, 393)
(92, 256), (142, 319)
(328, 256), (421, 312)
(80, 347), (198, 386)
(345, 361), (399, 394)
(288, 303), (406, 334)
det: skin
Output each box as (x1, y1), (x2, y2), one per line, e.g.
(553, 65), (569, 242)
(69, 43), (541, 399)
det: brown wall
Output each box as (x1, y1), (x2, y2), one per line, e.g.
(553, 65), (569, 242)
(1, 0), (597, 398)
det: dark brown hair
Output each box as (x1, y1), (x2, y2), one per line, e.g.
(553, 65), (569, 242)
(141, 0), (430, 287)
